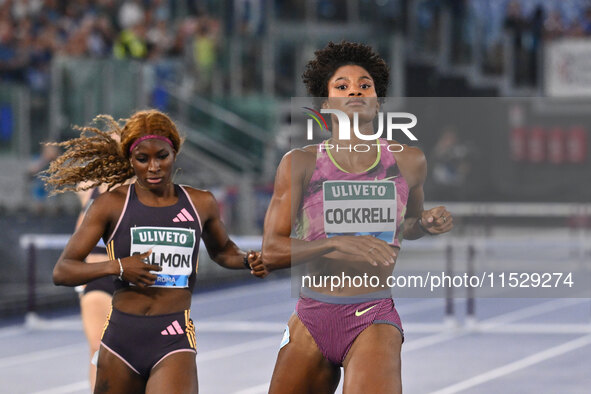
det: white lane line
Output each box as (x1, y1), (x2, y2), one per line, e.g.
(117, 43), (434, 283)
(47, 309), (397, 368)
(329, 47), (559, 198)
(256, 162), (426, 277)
(0, 327), (25, 339)
(395, 323), (451, 333)
(233, 382), (270, 394)
(0, 294), (444, 338)
(24, 316), (82, 331)
(403, 298), (586, 353)
(32, 381), (89, 394)
(399, 299), (445, 314)
(198, 321), (285, 333)
(429, 334), (591, 394)
(207, 298), (444, 323)
(478, 323), (591, 335)
(403, 331), (460, 352)
(192, 278), (291, 305)
(0, 343), (85, 368)
(200, 300), (296, 321)
(17, 318), (589, 338)
(479, 298), (584, 326)
(198, 336), (279, 362)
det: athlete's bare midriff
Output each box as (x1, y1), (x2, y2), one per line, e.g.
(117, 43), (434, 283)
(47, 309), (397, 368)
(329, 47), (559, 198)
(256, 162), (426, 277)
(112, 287), (192, 315)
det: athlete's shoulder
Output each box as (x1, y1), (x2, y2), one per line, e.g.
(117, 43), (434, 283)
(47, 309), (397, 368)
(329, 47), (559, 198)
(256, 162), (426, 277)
(180, 185), (217, 214)
(277, 146), (317, 180)
(282, 144), (317, 161)
(389, 142), (426, 186)
(94, 184), (129, 205)
(180, 185), (214, 201)
(84, 184), (129, 224)
(281, 145), (318, 167)
(396, 144), (426, 165)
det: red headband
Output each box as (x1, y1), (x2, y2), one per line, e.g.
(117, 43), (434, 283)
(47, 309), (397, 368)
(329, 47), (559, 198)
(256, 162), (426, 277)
(129, 135), (174, 153)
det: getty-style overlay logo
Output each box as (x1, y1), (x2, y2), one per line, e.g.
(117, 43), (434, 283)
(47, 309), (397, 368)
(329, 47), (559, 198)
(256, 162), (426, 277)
(302, 107), (418, 152)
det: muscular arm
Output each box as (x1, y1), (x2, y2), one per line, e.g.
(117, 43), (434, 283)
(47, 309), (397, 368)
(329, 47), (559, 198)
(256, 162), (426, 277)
(53, 193), (120, 286)
(54, 188), (160, 287)
(262, 150), (335, 271)
(397, 146), (428, 240)
(397, 145), (453, 239)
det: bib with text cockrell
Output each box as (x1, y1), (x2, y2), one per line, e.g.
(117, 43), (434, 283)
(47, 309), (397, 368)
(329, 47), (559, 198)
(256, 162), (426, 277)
(323, 180), (397, 243)
(130, 226), (196, 288)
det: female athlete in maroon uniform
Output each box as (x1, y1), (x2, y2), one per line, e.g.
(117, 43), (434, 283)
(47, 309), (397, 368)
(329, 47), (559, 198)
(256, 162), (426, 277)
(262, 42), (453, 393)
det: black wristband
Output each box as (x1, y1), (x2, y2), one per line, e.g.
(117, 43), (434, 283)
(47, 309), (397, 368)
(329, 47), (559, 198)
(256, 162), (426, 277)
(243, 254), (251, 269)
(417, 218), (434, 235)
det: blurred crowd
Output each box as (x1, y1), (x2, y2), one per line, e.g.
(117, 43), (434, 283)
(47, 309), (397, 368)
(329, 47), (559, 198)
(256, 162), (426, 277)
(416, 0), (591, 86)
(4, 0), (591, 94)
(478, 0), (591, 40)
(0, 0), (220, 92)
(499, 0), (591, 85)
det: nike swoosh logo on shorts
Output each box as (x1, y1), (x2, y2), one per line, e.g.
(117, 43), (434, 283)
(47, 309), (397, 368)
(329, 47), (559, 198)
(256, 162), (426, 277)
(355, 304), (377, 317)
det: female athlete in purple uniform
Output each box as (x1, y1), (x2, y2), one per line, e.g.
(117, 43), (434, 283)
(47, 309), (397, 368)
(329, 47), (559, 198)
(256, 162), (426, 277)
(43, 109), (266, 393)
(262, 41), (453, 393)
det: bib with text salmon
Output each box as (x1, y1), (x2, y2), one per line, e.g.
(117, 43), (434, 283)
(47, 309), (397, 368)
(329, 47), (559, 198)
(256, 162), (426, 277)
(130, 226), (196, 288)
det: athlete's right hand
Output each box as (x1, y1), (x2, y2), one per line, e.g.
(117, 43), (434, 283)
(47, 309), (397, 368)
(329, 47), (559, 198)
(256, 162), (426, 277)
(247, 251), (268, 278)
(329, 235), (397, 267)
(119, 250), (162, 287)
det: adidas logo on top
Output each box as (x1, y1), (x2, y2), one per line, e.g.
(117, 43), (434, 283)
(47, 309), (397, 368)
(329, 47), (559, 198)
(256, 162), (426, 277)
(173, 208), (195, 222)
(161, 320), (184, 335)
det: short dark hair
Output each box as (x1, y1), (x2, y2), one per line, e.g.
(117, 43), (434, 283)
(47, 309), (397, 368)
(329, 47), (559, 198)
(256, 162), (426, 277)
(302, 41), (390, 98)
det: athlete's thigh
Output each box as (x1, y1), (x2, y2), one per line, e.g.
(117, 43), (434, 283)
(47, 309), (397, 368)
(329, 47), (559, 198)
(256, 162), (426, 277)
(269, 314), (341, 394)
(146, 351), (198, 394)
(94, 345), (146, 394)
(342, 324), (402, 394)
(80, 292), (112, 351)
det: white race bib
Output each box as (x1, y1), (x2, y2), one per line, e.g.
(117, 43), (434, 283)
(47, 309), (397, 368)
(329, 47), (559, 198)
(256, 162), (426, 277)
(323, 180), (397, 243)
(130, 226), (196, 288)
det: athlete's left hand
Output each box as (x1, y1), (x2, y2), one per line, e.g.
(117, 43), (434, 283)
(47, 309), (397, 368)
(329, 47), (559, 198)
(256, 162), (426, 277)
(246, 251), (268, 278)
(420, 206), (453, 235)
